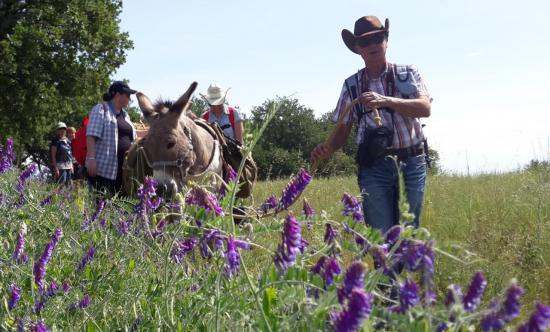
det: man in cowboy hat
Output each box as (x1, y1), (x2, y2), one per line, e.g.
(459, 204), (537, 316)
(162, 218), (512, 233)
(200, 83), (245, 144)
(311, 15), (432, 233)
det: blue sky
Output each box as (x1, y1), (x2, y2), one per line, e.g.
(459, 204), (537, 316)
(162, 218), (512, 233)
(115, 0), (550, 173)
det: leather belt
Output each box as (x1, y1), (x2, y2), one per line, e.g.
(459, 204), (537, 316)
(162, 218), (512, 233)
(386, 143), (424, 162)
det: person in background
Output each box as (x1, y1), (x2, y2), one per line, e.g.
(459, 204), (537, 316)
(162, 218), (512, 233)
(66, 126), (83, 180)
(85, 81), (137, 195)
(200, 83), (245, 144)
(50, 122), (74, 186)
(67, 127), (76, 142)
(311, 15), (432, 233)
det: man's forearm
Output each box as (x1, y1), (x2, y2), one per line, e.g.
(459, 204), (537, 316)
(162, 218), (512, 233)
(327, 122), (353, 153)
(86, 136), (96, 158)
(386, 96), (431, 118)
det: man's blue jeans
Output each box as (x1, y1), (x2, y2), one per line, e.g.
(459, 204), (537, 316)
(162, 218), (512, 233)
(357, 154), (427, 233)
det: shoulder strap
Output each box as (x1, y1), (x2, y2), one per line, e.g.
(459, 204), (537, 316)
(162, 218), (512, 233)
(344, 72), (363, 122)
(227, 106), (235, 129)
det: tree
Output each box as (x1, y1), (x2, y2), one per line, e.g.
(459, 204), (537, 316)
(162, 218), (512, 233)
(0, 0), (133, 166)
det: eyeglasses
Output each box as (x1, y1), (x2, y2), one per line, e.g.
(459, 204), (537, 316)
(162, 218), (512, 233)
(356, 33), (386, 48)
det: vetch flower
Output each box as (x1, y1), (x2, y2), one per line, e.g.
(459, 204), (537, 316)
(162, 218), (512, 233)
(199, 230), (225, 259)
(517, 302), (550, 332)
(393, 239), (434, 275)
(391, 279), (420, 313)
(274, 213), (307, 273)
(322, 257), (341, 286)
(135, 176), (162, 218)
(16, 163), (37, 206)
(341, 193), (363, 223)
(444, 284), (463, 307)
(8, 283), (21, 310)
(463, 271), (487, 312)
(337, 261), (367, 304)
(30, 320), (49, 332)
(481, 281), (524, 331)
(13, 223), (28, 264)
(260, 195), (278, 213)
(224, 237), (240, 278)
(369, 245), (389, 273)
(62, 281), (71, 294)
(279, 168), (312, 210)
(33, 229), (63, 291)
(331, 288), (373, 332)
(311, 256), (327, 275)
(324, 223), (338, 244)
(79, 295), (91, 309)
(220, 165), (238, 197)
(77, 247), (96, 272)
(0, 137), (16, 174)
(384, 225), (402, 248)
(171, 237), (197, 264)
(185, 187), (224, 217)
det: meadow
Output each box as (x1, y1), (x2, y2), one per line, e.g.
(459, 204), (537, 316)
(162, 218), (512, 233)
(1, 146), (549, 331)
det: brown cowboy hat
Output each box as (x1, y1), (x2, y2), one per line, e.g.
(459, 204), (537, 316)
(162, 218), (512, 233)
(342, 16), (389, 54)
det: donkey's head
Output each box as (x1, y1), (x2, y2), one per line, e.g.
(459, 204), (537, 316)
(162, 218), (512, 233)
(136, 82), (198, 196)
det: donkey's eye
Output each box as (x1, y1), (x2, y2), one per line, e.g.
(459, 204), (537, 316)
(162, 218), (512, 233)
(166, 142), (176, 149)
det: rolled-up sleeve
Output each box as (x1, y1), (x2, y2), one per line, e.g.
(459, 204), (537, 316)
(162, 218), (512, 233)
(409, 65), (432, 102)
(86, 104), (104, 139)
(332, 83), (357, 124)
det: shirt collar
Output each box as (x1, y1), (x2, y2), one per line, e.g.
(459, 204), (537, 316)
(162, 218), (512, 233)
(362, 62), (390, 80)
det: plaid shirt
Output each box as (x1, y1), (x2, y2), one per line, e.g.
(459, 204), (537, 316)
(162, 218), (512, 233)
(332, 63), (431, 149)
(86, 102), (136, 180)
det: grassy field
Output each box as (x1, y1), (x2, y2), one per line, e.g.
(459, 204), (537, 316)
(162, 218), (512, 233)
(252, 169), (550, 313)
(1, 165), (549, 331)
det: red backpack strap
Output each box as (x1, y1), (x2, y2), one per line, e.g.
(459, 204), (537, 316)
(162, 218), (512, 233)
(228, 106), (235, 129)
(203, 111), (210, 121)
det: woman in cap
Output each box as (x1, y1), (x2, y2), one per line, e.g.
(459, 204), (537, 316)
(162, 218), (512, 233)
(50, 121), (74, 186)
(85, 81), (137, 195)
(200, 83), (245, 144)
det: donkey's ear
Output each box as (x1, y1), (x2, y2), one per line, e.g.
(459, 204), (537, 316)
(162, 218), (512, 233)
(136, 92), (155, 120)
(170, 81), (198, 115)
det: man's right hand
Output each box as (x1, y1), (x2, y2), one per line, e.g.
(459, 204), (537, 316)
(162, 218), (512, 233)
(310, 143), (333, 163)
(86, 159), (97, 177)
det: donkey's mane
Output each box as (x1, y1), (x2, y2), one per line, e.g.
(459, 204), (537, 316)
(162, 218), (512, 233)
(153, 99), (173, 114)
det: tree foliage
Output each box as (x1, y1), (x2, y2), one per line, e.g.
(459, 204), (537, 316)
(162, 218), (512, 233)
(0, 0), (133, 166)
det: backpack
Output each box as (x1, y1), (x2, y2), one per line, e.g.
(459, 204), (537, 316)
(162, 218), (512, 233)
(72, 115), (89, 166)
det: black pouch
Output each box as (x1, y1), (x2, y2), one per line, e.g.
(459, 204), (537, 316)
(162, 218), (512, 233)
(356, 126), (394, 167)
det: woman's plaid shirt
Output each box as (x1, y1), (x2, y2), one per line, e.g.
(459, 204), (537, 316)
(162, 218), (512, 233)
(86, 103), (136, 180)
(332, 63), (431, 149)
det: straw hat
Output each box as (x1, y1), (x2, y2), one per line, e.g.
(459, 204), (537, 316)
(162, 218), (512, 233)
(200, 83), (230, 106)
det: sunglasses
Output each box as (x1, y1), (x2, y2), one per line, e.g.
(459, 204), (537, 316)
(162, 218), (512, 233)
(356, 33), (386, 48)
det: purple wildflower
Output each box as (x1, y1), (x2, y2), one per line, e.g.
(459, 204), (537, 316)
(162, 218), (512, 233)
(322, 257), (341, 286)
(517, 303), (550, 332)
(16, 163), (37, 205)
(77, 247), (96, 272)
(337, 261), (366, 304)
(152, 219), (167, 239)
(393, 239), (435, 274)
(279, 168), (312, 210)
(274, 213), (306, 273)
(39, 194), (54, 207)
(481, 282), (524, 331)
(0, 137), (16, 174)
(260, 195), (278, 213)
(311, 256), (327, 275)
(13, 223), (28, 264)
(171, 237), (197, 264)
(30, 320), (49, 332)
(224, 237), (240, 278)
(199, 230), (225, 258)
(369, 245), (389, 273)
(331, 288), (373, 332)
(391, 279), (420, 313)
(33, 228), (63, 291)
(63, 281), (71, 294)
(341, 193), (363, 223)
(79, 295), (91, 309)
(384, 225), (402, 247)
(463, 271), (487, 312)
(136, 177), (162, 218)
(303, 198), (315, 218)
(444, 284), (463, 307)
(185, 187), (224, 217)
(46, 281), (59, 297)
(118, 220), (130, 235)
(324, 223), (338, 244)
(8, 283), (21, 310)
(220, 165), (238, 197)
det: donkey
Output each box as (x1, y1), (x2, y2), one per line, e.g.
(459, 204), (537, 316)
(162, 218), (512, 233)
(136, 82), (223, 198)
